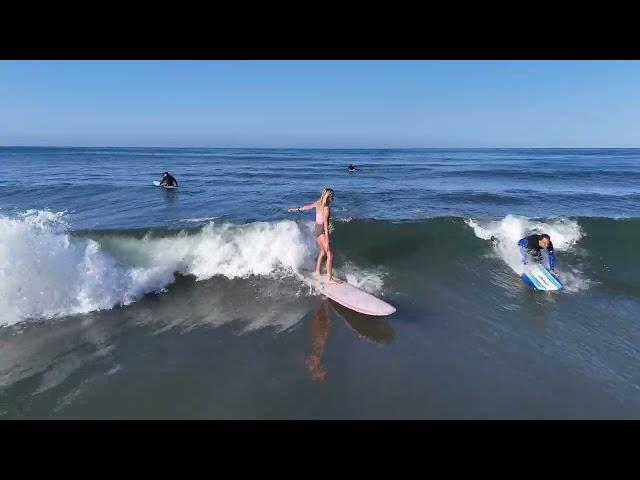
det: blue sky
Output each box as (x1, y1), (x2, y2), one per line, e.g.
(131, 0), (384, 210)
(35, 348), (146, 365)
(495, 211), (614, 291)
(1, 60), (639, 147)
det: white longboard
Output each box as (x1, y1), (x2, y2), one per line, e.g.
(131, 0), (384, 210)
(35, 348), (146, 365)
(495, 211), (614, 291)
(521, 264), (563, 291)
(153, 181), (177, 189)
(301, 273), (396, 316)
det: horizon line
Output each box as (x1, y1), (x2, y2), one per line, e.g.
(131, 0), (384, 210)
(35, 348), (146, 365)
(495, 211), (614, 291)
(2, 145), (640, 150)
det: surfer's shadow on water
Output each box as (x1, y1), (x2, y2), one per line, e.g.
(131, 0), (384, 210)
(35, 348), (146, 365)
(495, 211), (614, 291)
(304, 299), (395, 382)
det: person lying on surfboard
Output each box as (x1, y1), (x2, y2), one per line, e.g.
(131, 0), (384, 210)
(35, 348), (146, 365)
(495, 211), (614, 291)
(288, 188), (338, 284)
(518, 233), (556, 273)
(159, 172), (179, 187)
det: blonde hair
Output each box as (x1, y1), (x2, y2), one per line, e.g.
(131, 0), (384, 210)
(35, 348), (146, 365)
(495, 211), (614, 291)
(319, 188), (334, 207)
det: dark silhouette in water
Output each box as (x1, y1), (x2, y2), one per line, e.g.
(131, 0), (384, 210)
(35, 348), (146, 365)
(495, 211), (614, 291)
(160, 172), (179, 187)
(330, 300), (394, 345)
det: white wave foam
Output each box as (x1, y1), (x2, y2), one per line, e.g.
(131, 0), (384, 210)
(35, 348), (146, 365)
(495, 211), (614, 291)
(107, 220), (313, 281)
(0, 211), (178, 326)
(0, 211), (315, 326)
(465, 215), (589, 291)
(340, 262), (386, 295)
(178, 216), (219, 223)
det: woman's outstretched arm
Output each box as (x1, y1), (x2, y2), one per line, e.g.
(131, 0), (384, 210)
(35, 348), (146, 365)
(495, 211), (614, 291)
(288, 201), (316, 212)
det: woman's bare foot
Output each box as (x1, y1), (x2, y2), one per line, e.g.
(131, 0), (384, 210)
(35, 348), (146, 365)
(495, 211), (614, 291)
(324, 276), (340, 284)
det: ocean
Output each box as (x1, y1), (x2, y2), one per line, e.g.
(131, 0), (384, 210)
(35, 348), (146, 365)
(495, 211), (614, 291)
(0, 147), (639, 418)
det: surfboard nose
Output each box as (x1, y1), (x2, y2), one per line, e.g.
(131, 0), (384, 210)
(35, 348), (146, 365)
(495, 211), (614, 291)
(320, 281), (396, 316)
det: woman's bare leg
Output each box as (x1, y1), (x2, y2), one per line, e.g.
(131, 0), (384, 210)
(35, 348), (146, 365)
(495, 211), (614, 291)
(315, 236), (326, 276)
(324, 236), (337, 283)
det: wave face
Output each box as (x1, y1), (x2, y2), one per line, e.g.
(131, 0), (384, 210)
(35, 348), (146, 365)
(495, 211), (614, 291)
(0, 211), (386, 325)
(2, 210), (639, 326)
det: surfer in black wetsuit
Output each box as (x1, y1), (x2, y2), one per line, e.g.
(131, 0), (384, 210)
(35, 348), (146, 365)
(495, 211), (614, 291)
(160, 172), (178, 187)
(348, 164), (356, 172)
(518, 233), (556, 272)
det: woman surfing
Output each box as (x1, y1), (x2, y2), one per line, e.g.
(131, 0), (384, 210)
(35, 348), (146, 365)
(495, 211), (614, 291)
(288, 188), (338, 284)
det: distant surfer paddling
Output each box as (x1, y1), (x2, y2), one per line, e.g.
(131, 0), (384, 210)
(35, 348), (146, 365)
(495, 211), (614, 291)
(518, 233), (557, 273)
(288, 188), (338, 284)
(159, 172), (179, 187)
(348, 164), (356, 172)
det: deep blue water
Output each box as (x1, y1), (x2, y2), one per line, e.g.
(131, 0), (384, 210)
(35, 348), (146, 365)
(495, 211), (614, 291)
(1, 147), (638, 230)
